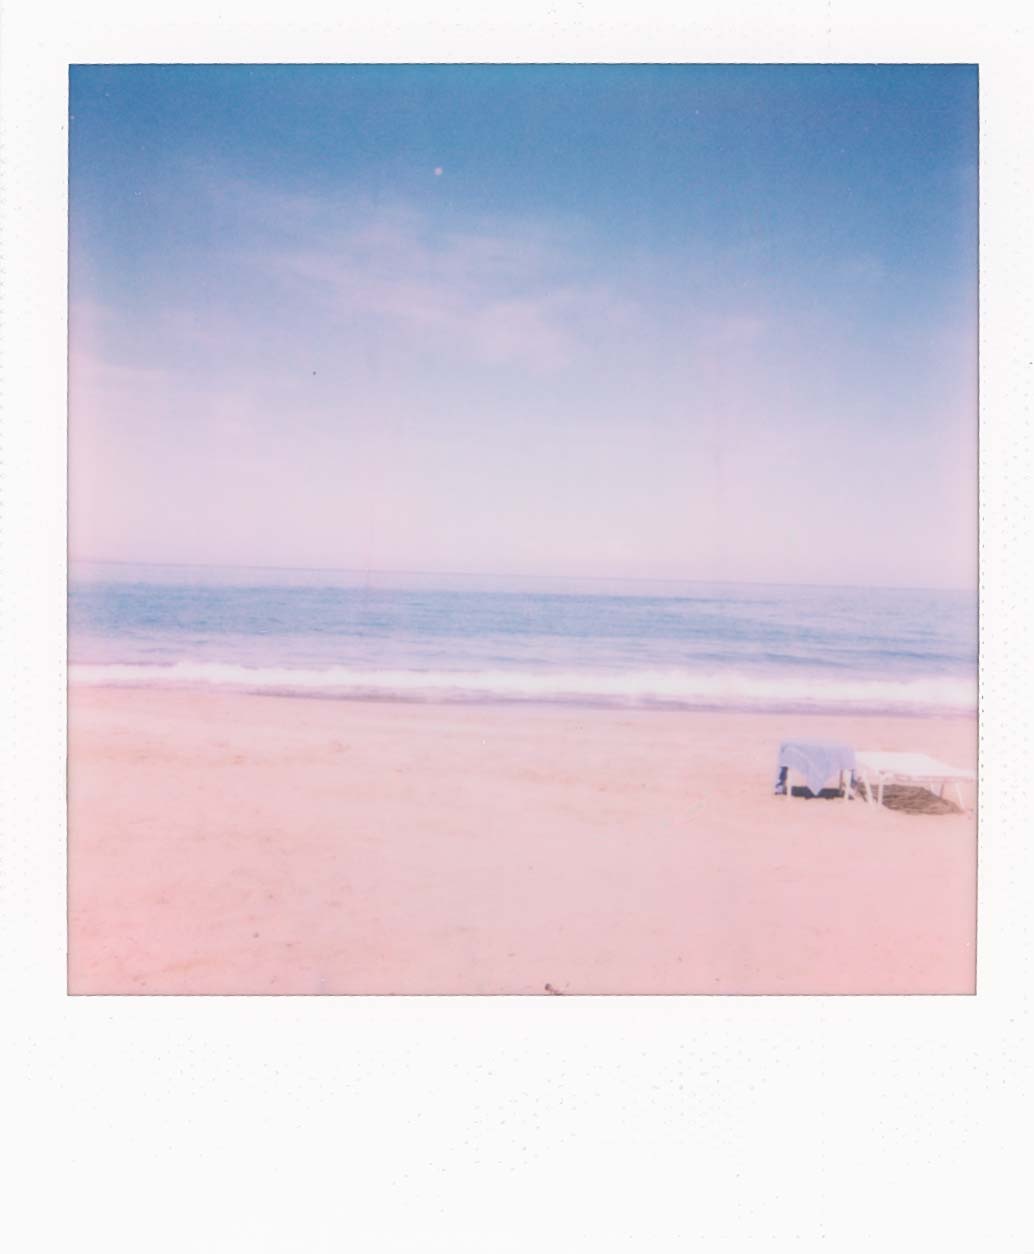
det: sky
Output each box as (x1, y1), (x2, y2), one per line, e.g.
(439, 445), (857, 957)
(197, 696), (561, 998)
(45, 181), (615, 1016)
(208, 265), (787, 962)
(68, 65), (978, 588)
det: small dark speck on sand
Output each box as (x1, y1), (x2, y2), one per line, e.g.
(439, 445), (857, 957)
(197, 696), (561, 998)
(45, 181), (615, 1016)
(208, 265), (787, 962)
(544, 983), (564, 995)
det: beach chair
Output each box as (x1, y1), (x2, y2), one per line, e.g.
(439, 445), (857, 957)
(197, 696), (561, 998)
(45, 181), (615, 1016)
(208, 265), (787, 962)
(775, 740), (856, 800)
(853, 751), (976, 811)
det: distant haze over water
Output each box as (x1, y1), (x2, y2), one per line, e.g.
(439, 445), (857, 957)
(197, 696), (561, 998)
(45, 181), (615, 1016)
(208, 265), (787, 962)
(69, 563), (977, 716)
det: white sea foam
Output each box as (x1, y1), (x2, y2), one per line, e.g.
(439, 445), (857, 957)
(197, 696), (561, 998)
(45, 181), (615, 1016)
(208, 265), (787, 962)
(68, 661), (977, 714)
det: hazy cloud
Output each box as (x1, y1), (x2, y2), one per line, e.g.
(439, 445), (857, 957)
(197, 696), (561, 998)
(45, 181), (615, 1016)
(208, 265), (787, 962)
(214, 186), (641, 369)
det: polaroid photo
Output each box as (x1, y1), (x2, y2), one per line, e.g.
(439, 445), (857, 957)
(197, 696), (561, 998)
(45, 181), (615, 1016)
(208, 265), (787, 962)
(2, 4), (1031, 1252)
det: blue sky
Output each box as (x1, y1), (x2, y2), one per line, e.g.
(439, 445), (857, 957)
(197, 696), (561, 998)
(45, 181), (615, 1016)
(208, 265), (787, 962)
(69, 65), (978, 586)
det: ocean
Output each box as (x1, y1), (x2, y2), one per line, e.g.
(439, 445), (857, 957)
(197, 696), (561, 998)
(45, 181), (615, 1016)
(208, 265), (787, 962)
(68, 563), (978, 716)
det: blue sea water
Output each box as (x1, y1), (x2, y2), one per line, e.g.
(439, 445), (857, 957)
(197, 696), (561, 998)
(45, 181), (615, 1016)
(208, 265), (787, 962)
(68, 562), (978, 715)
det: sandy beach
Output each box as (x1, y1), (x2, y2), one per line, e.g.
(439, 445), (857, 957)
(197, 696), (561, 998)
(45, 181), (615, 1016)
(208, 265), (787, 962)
(66, 686), (977, 995)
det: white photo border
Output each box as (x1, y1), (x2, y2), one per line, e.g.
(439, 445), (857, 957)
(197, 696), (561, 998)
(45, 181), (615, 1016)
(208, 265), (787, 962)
(2, 2), (1031, 1250)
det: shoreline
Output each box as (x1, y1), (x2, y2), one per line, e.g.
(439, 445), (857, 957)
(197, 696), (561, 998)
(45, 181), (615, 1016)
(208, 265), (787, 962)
(68, 685), (978, 995)
(67, 677), (978, 721)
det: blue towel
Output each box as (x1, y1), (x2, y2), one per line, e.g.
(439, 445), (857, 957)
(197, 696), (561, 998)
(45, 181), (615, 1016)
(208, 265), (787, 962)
(775, 740), (856, 796)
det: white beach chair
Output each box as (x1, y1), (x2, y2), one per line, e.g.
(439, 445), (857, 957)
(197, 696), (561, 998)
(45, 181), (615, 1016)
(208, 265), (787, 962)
(853, 751), (976, 811)
(775, 740), (856, 801)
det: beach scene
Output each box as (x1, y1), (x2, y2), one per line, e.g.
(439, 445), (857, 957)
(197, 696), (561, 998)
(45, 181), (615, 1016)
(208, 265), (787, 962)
(68, 65), (978, 994)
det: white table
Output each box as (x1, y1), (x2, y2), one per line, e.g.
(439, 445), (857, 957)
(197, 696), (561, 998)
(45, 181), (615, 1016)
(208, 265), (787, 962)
(854, 751), (976, 810)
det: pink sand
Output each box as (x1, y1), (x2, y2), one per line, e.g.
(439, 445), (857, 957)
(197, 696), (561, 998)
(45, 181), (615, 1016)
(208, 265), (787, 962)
(67, 687), (977, 994)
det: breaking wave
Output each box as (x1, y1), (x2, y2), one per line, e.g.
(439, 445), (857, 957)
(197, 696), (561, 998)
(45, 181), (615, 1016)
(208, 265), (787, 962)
(69, 661), (977, 715)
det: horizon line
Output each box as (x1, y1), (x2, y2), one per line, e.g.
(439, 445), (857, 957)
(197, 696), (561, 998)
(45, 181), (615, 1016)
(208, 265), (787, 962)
(68, 556), (977, 596)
